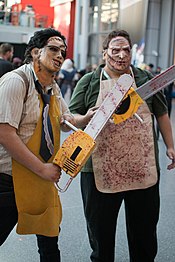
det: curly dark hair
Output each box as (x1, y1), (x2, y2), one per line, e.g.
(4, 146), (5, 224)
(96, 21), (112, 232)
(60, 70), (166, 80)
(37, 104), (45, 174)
(102, 30), (132, 51)
(24, 28), (67, 63)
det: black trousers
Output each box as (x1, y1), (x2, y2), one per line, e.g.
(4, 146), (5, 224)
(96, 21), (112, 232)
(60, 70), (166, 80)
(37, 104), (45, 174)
(81, 172), (160, 262)
(0, 173), (61, 262)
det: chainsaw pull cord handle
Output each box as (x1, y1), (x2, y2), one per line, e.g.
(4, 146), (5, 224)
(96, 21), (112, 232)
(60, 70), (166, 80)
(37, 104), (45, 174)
(54, 120), (78, 193)
(63, 119), (78, 131)
(54, 177), (74, 193)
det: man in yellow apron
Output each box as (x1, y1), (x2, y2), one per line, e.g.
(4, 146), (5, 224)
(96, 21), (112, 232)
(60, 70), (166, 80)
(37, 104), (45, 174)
(69, 30), (175, 262)
(0, 28), (75, 261)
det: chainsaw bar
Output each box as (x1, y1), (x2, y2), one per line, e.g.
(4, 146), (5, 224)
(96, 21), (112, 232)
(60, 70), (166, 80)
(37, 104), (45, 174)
(136, 64), (175, 100)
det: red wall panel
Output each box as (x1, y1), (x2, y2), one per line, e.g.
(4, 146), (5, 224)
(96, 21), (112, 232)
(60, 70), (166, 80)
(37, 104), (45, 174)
(21, 0), (54, 27)
(53, 1), (75, 59)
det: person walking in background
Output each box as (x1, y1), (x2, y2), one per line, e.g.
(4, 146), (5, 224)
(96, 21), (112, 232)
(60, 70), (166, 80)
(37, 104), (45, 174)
(12, 56), (23, 69)
(146, 63), (155, 75)
(73, 69), (86, 87)
(155, 66), (162, 75)
(0, 43), (14, 77)
(0, 28), (75, 261)
(56, 58), (77, 98)
(69, 30), (175, 262)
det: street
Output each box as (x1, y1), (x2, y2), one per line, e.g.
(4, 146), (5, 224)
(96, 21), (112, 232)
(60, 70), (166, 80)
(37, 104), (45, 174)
(0, 101), (175, 262)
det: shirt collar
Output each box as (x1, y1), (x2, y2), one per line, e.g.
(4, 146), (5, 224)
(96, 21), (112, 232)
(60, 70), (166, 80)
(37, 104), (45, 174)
(30, 62), (54, 93)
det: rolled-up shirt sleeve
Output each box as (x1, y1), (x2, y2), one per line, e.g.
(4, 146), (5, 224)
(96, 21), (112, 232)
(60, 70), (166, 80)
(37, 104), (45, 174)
(0, 74), (26, 128)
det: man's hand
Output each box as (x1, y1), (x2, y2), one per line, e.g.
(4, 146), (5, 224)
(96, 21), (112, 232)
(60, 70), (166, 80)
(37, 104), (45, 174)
(166, 148), (175, 170)
(73, 106), (99, 128)
(38, 163), (62, 182)
(157, 113), (175, 170)
(60, 113), (76, 131)
(84, 106), (99, 124)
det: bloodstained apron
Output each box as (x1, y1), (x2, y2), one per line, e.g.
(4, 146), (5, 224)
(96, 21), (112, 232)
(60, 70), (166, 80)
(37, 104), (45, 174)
(92, 76), (158, 193)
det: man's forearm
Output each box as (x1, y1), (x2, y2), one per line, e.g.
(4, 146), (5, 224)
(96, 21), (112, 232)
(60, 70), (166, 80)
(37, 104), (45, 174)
(157, 114), (174, 149)
(0, 123), (44, 175)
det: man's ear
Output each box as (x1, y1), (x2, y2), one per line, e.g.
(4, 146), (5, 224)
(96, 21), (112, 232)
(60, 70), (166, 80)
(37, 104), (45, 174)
(31, 48), (39, 58)
(102, 49), (107, 60)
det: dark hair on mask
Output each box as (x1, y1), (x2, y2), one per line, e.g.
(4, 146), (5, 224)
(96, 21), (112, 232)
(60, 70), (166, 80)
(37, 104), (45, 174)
(102, 30), (132, 51)
(24, 28), (67, 63)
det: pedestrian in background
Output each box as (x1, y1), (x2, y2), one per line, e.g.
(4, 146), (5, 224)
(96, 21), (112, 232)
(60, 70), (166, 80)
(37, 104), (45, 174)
(0, 28), (75, 261)
(155, 66), (161, 75)
(0, 43), (14, 77)
(56, 58), (77, 98)
(69, 29), (175, 262)
(12, 56), (23, 69)
(146, 62), (155, 75)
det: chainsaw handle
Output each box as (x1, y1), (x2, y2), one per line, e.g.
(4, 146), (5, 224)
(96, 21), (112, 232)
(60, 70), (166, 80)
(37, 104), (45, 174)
(54, 177), (74, 193)
(63, 120), (78, 131)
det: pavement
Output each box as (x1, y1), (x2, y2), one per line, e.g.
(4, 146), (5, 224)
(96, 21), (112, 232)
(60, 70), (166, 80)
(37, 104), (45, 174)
(0, 100), (175, 262)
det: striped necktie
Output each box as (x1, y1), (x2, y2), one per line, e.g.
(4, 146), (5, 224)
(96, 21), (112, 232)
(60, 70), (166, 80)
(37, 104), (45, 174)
(35, 80), (54, 162)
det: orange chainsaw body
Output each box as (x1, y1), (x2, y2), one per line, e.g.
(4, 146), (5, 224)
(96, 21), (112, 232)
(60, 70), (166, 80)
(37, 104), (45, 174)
(53, 129), (96, 177)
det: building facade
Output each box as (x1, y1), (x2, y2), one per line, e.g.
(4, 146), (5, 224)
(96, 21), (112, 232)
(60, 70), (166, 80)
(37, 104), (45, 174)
(73, 0), (175, 71)
(0, 0), (175, 70)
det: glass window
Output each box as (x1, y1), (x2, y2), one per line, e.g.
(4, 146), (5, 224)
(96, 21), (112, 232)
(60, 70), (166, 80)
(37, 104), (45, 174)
(111, 0), (118, 9)
(110, 8), (118, 30)
(101, 0), (111, 8)
(89, 12), (99, 33)
(99, 10), (111, 31)
(90, 0), (98, 8)
(88, 0), (119, 64)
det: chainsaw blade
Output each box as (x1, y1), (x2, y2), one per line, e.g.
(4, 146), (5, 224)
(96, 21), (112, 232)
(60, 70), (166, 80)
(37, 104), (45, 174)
(136, 65), (175, 100)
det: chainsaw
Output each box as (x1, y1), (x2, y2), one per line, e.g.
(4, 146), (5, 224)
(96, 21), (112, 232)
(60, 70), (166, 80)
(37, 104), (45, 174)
(54, 65), (175, 192)
(54, 73), (133, 191)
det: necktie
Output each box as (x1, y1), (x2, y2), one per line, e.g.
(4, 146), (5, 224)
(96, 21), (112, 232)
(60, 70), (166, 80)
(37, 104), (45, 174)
(35, 80), (54, 162)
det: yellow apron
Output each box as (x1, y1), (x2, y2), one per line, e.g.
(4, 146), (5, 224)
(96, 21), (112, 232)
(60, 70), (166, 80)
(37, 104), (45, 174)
(12, 95), (62, 237)
(92, 77), (158, 193)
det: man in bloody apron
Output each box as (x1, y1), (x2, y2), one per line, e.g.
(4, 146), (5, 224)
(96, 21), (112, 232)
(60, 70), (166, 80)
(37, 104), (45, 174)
(69, 30), (175, 262)
(0, 28), (75, 261)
